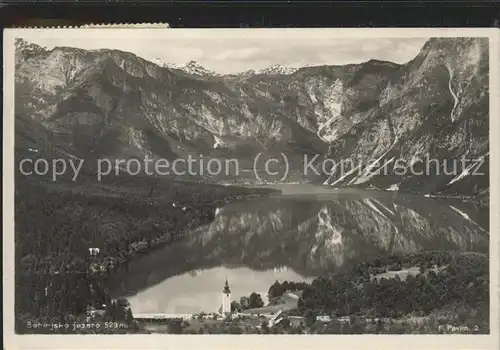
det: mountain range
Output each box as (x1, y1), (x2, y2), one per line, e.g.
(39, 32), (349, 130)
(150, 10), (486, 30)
(152, 59), (300, 77)
(14, 37), (489, 197)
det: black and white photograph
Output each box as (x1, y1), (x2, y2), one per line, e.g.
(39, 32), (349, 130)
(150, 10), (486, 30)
(3, 27), (499, 348)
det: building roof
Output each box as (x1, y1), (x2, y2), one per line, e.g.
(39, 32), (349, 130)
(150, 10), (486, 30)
(223, 278), (231, 294)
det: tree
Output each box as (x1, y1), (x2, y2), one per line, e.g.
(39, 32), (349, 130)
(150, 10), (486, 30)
(376, 319), (386, 334)
(239, 296), (250, 310)
(342, 322), (353, 334)
(125, 308), (134, 325)
(268, 280), (286, 299)
(231, 301), (241, 312)
(290, 323), (305, 334)
(322, 319), (342, 334)
(248, 292), (264, 309)
(167, 319), (184, 334)
(261, 320), (270, 334)
(222, 313), (232, 323)
(305, 310), (317, 328)
(229, 325), (243, 334)
(281, 318), (291, 330)
(113, 299), (130, 321)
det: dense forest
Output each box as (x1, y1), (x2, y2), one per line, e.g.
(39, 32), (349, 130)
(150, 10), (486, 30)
(268, 280), (309, 299)
(14, 169), (277, 333)
(296, 251), (489, 332)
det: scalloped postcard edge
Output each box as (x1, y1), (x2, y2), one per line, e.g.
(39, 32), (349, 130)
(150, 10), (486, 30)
(10, 22), (171, 29)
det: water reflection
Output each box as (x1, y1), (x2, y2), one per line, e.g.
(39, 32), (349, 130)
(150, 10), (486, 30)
(128, 266), (313, 314)
(111, 188), (489, 314)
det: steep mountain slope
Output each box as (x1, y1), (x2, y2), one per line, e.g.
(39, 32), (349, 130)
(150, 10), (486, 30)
(14, 40), (395, 149)
(15, 37), (489, 195)
(322, 38), (489, 197)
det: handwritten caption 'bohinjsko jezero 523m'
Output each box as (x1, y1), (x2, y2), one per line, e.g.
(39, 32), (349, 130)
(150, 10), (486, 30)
(17, 153), (486, 182)
(25, 320), (128, 332)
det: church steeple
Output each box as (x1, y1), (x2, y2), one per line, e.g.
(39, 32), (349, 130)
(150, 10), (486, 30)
(223, 278), (231, 294)
(221, 277), (231, 314)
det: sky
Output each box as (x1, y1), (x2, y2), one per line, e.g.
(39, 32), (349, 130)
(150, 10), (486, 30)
(18, 30), (429, 74)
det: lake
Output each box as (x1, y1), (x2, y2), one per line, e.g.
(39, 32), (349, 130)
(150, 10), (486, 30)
(111, 185), (489, 315)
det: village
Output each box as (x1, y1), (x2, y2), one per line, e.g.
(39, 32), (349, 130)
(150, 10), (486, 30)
(124, 278), (352, 334)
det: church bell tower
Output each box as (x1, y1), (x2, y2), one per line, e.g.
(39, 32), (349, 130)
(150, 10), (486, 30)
(221, 278), (231, 314)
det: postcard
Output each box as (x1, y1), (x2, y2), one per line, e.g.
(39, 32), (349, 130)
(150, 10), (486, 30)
(3, 27), (499, 349)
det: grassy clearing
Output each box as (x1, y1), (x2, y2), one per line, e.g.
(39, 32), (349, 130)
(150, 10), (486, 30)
(370, 265), (448, 282)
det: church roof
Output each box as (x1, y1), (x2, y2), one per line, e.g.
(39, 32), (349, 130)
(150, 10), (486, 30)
(223, 278), (231, 294)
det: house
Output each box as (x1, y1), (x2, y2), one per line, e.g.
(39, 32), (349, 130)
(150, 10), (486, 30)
(86, 306), (106, 319)
(337, 316), (351, 323)
(288, 316), (305, 327)
(316, 315), (332, 322)
(268, 310), (284, 327)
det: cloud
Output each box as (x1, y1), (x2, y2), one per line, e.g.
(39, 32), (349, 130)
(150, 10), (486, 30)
(212, 47), (262, 61)
(199, 37), (428, 72)
(155, 47), (205, 63)
(18, 31), (429, 74)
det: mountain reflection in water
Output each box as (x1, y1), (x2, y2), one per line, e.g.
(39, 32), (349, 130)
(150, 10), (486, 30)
(111, 187), (489, 314)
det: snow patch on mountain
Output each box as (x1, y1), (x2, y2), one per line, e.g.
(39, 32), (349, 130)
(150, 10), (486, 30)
(257, 64), (299, 76)
(126, 126), (148, 152)
(181, 61), (220, 77)
(213, 135), (223, 149)
(152, 58), (180, 69)
(449, 205), (487, 234)
(312, 79), (344, 143)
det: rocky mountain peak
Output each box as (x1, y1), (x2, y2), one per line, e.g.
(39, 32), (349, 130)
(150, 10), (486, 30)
(182, 60), (218, 76)
(257, 64), (298, 75)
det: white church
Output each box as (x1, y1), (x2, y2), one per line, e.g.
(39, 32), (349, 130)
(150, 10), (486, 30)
(221, 278), (231, 315)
